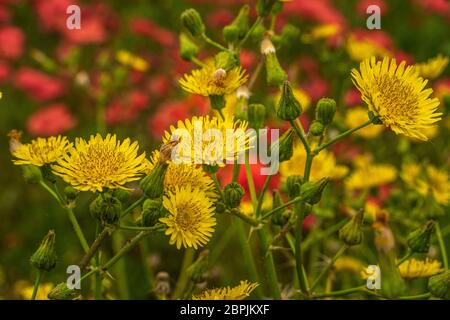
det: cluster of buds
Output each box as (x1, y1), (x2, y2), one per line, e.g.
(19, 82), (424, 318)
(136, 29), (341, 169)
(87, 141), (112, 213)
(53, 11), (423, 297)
(310, 98), (337, 136)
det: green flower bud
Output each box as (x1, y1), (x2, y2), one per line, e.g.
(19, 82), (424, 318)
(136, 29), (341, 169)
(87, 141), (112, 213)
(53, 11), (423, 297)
(271, 128), (294, 162)
(271, 190), (287, 226)
(179, 33), (199, 61)
(181, 9), (205, 37)
(48, 282), (80, 300)
(89, 194), (122, 225)
(223, 25), (240, 43)
(202, 164), (220, 175)
(280, 24), (300, 48)
(261, 38), (287, 87)
(277, 81), (302, 121)
(138, 199), (163, 227)
(300, 177), (329, 205)
(257, 0), (278, 17)
(407, 220), (435, 253)
(223, 182), (245, 209)
(140, 162), (168, 199)
(339, 210), (364, 246)
(30, 230), (57, 272)
(209, 94), (226, 113)
(286, 175), (303, 199)
(187, 250), (209, 284)
(22, 165), (42, 184)
(215, 200), (226, 214)
(247, 103), (266, 129)
(113, 189), (131, 204)
(64, 186), (78, 201)
(223, 5), (249, 42)
(309, 120), (325, 136)
(316, 98), (336, 126)
(41, 165), (57, 183)
(428, 270), (450, 299)
(214, 51), (238, 71)
(251, 23), (266, 44)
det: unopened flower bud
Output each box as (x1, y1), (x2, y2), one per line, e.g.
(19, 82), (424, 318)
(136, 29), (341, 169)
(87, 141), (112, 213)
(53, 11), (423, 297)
(223, 5), (249, 42)
(209, 94), (226, 114)
(89, 193), (122, 225)
(368, 111), (383, 124)
(277, 81), (302, 120)
(271, 128), (294, 162)
(223, 182), (245, 209)
(339, 210), (364, 246)
(309, 120), (325, 136)
(48, 282), (80, 300)
(247, 103), (266, 129)
(140, 162), (168, 199)
(138, 199), (163, 227)
(428, 270), (450, 299)
(261, 38), (287, 87)
(22, 165), (42, 184)
(113, 189), (131, 204)
(187, 250), (209, 284)
(30, 230), (57, 272)
(202, 164), (220, 175)
(300, 177), (329, 205)
(271, 190), (287, 226)
(316, 98), (336, 126)
(181, 9), (205, 37)
(280, 24), (300, 48)
(407, 220), (435, 253)
(251, 23), (266, 44)
(64, 186), (78, 201)
(223, 25), (239, 43)
(215, 51), (238, 71)
(286, 175), (303, 199)
(257, 0), (278, 17)
(179, 33), (199, 61)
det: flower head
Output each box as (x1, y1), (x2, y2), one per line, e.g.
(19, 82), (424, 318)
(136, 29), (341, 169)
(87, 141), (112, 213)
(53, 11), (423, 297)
(160, 185), (216, 250)
(192, 281), (259, 300)
(12, 135), (71, 167)
(399, 259), (443, 279)
(351, 56), (441, 140)
(52, 134), (147, 192)
(415, 55), (449, 79)
(345, 156), (397, 191)
(179, 65), (247, 97)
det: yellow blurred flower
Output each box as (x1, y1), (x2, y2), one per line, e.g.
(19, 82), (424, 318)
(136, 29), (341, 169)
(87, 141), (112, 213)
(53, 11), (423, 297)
(193, 281), (259, 300)
(52, 134), (147, 192)
(334, 256), (365, 274)
(116, 50), (149, 72)
(179, 65), (247, 97)
(346, 35), (390, 62)
(12, 136), (72, 167)
(160, 185), (216, 250)
(415, 55), (449, 79)
(16, 281), (54, 300)
(240, 194), (273, 216)
(345, 156), (397, 191)
(302, 24), (340, 42)
(351, 56), (442, 140)
(280, 143), (348, 182)
(345, 107), (384, 138)
(398, 259), (443, 279)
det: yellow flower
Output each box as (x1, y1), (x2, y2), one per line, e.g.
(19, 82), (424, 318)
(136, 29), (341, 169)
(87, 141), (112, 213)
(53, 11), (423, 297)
(116, 50), (149, 72)
(346, 35), (390, 62)
(351, 56), (442, 140)
(146, 150), (217, 199)
(303, 24), (340, 42)
(192, 281), (259, 300)
(280, 142), (348, 182)
(398, 259), (443, 279)
(334, 256), (365, 274)
(162, 115), (253, 166)
(345, 159), (397, 191)
(12, 136), (72, 167)
(415, 55), (449, 79)
(16, 281), (54, 300)
(179, 65), (248, 97)
(52, 134), (147, 192)
(160, 185), (216, 250)
(345, 107), (384, 139)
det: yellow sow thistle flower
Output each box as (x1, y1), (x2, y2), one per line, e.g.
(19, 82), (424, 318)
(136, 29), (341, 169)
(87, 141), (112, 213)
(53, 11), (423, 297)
(192, 281), (259, 300)
(160, 185), (216, 250)
(351, 56), (442, 141)
(179, 65), (248, 97)
(116, 50), (149, 72)
(280, 142), (348, 182)
(345, 163), (397, 191)
(12, 136), (72, 167)
(415, 55), (449, 80)
(345, 107), (384, 139)
(52, 134), (147, 192)
(398, 259), (443, 279)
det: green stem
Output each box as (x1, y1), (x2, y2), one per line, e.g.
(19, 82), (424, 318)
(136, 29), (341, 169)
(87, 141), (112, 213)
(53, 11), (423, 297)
(311, 245), (348, 291)
(294, 204), (309, 296)
(31, 270), (42, 300)
(212, 174), (224, 199)
(112, 232), (130, 299)
(118, 224), (165, 232)
(102, 231), (149, 270)
(201, 34), (231, 52)
(397, 250), (413, 266)
(290, 119), (311, 154)
(231, 209), (260, 227)
(399, 292), (431, 300)
(191, 57), (207, 68)
(66, 207), (89, 253)
(121, 196), (146, 218)
(315, 120), (373, 154)
(80, 227), (111, 270)
(232, 163), (240, 183)
(256, 175), (273, 218)
(435, 221), (449, 269)
(302, 219), (348, 251)
(248, 60), (264, 90)
(94, 222), (102, 300)
(238, 17), (263, 49)
(262, 196), (303, 220)
(311, 285), (366, 299)
(39, 180), (62, 206)
(244, 155), (258, 208)
(173, 248), (195, 299)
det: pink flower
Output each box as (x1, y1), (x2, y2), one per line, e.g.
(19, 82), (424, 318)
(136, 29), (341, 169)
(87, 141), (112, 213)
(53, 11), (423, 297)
(63, 16), (107, 44)
(27, 104), (76, 136)
(284, 0), (346, 30)
(206, 10), (234, 28)
(344, 88), (362, 107)
(15, 68), (65, 102)
(414, 0), (450, 15)
(0, 60), (10, 82)
(105, 91), (150, 125)
(0, 26), (24, 59)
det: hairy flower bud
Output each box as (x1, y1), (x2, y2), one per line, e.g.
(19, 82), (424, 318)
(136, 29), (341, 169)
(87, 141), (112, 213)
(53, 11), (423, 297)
(223, 5), (249, 42)
(223, 182), (245, 209)
(277, 81), (302, 120)
(30, 230), (57, 272)
(309, 120), (325, 136)
(428, 270), (450, 299)
(300, 177), (329, 205)
(48, 282), (80, 300)
(181, 9), (205, 37)
(316, 98), (336, 126)
(89, 193), (122, 225)
(138, 199), (164, 227)
(271, 128), (294, 162)
(257, 0), (278, 17)
(286, 175), (303, 199)
(261, 38), (287, 87)
(179, 33), (199, 61)
(407, 220), (435, 253)
(140, 162), (168, 199)
(339, 210), (364, 246)
(64, 186), (78, 202)
(247, 103), (266, 129)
